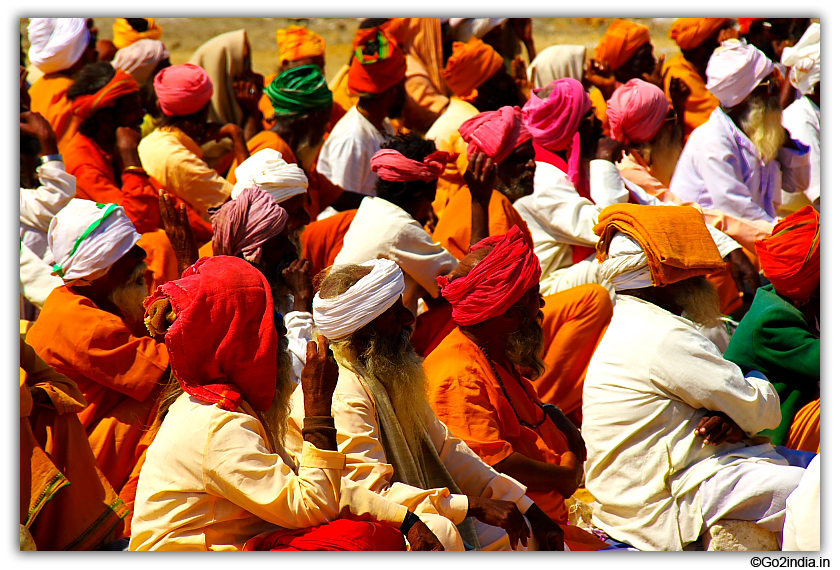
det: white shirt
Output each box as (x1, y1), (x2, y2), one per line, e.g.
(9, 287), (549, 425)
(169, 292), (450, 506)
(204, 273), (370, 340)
(782, 96), (820, 204)
(782, 454), (820, 551)
(20, 159), (76, 259)
(316, 106), (396, 197)
(20, 240), (63, 315)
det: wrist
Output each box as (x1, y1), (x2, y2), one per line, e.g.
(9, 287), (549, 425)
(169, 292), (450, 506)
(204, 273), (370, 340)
(400, 511), (422, 535)
(39, 153), (62, 164)
(303, 396), (332, 417)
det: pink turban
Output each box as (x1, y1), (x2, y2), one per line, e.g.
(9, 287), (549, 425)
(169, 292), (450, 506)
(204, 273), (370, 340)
(706, 39), (774, 108)
(459, 106), (533, 164)
(438, 225), (541, 326)
(211, 187), (289, 264)
(522, 78), (591, 153)
(153, 63), (214, 117)
(606, 79), (671, 144)
(371, 149), (456, 183)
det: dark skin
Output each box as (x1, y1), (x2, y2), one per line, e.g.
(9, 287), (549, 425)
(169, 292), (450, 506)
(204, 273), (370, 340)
(742, 19), (794, 63)
(496, 141), (537, 202)
(277, 193), (312, 236)
(71, 244), (148, 323)
(681, 23), (734, 84)
(464, 152), (496, 247)
(87, 91), (146, 175)
(162, 102), (251, 168)
(474, 66), (525, 111)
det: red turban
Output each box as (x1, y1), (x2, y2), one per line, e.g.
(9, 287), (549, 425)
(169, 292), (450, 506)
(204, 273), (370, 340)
(371, 149), (456, 182)
(348, 27), (407, 95)
(153, 62), (214, 117)
(606, 78), (671, 144)
(72, 69), (139, 122)
(438, 225), (541, 326)
(669, 18), (730, 51)
(442, 37), (504, 101)
(594, 19), (651, 71)
(211, 187), (289, 264)
(459, 105), (533, 164)
(144, 256), (278, 413)
(755, 205), (820, 301)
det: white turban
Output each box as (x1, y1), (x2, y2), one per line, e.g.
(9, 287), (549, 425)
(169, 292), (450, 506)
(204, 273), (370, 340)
(112, 39), (170, 86)
(781, 23), (820, 95)
(598, 232), (654, 291)
(48, 200), (141, 286)
(313, 259), (405, 341)
(28, 18), (90, 75)
(706, 39), (774, 108)
(231, 149), (309, 204)
(450, 18), (509, 42)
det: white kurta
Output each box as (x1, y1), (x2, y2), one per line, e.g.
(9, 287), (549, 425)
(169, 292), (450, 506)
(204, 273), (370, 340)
(782, 454), (820, 551)
(781, 96), (820, 205)
(20, 240), (63, 315)
(20, 158), (76, 259)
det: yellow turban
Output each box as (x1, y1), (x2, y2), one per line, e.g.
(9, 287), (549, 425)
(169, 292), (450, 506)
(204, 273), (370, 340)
(112, 18), (162, 50)
(276, 25), (326, 65)
(594, 19), (651, 71)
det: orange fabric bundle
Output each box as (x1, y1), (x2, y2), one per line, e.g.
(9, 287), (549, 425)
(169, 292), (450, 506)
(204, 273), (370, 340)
(669, 18), (730, 51)
(276, 25), (326, 65)
(112, 18), (163, 50)
(72, 69), (139, 122)
(348, 27), (407, 95)
(594, 203), (726, 287)
(755, 205), (820, 301)
(442, 37), (504, 101)
(594, 19), (651, 71)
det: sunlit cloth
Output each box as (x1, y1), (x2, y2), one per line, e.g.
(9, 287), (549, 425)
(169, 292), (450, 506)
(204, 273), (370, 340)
(527, 45), (586, 88)
(265, 64), (333, 117)
(153, 63), (213, 117)
(348, 27), (407, 95)
(188, 29), (248, 125)
(28, 18), (90, 75)
(231, 148), (308, 203)
(459, 106), (532, 164)
(669, 18), (730, 51)
(370, 149), (456, 182)
(755, 205), (819, 301)
(706, 39), (774, 108)
(522, 78), (590, 153)
(442, 38), (503, 102)
(594, 19), (651, 71)
(71, 69), (139, 122)
(112, 18), (162, 50)
(781, 23), (820, 95)
(111, 39), (170, 86)
(606, 78), (670, 144)
(210, 186), (289, 263)
(276, 25), (326, 65)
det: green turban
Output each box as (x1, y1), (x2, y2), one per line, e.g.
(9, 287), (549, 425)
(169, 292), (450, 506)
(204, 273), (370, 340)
(265, 64), (333, 117)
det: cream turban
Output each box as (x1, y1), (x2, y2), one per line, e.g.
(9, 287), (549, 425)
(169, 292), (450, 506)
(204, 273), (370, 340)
(28, 18), (90, 75)
(313, 259), (405, 341)
(598, 232), (653, 291)
(111, 39), (170, 86)
(48, 200), (141, 286)
(781, 23), (820, 95)
(706, 39), (774, 108)
(231, 149), (309, 204)
(450, 18), (508, 42)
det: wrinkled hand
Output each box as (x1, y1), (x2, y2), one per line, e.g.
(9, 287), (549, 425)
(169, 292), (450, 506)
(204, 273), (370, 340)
(669, 77), (691, 111)
(695, 411), (746, 445)
(543, 404), (587, 464)
(116, 126), (143, 153)
(144, 297), (176, 341)
(525, 504), (565, 551)
(281, 258), (315, 312)
(642, 54), (665, 89)
(159, 190), (199, 274)
(406, 519), (445, 551)
(233, 75), (264, 116)
(20, 111), (58, 155)
(595, 136), (625, 162)
(301, 335), (339, 417)
(584, 59), (616, 98)
(464, 152), (496, 205)
(726, 248), (760, 297)
(467, 497), (529, 549)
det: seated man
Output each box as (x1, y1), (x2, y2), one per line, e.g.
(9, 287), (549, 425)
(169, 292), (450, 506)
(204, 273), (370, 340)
(725, 206), (820, 452)
(287, 259), (566, 551)
(130, 256), (439, 551)
(582, 202), (809, 550)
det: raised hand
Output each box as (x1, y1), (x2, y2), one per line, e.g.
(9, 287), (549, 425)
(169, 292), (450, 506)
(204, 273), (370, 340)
(19, 111), (58, 156)
(301, 335), (339, 417)
(642, 54), (665, 89)
(281, 258), (315, 313)
(584, 58), (616, 99)
(159, 190), (199, 275)
(726, 248), (761, 298)
(233, 75), (264, 118)
(464, 152), (496, 205)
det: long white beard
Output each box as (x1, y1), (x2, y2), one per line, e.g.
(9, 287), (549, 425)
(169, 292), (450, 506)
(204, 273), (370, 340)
(739, 96), (786, 163)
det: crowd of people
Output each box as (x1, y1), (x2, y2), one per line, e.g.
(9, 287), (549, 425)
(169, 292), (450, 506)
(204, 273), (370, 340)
(20, 17), (820, 552)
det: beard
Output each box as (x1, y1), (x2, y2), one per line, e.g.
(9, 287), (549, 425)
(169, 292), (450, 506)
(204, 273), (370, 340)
(289, 225), (304, 257)
(738, 95), (786, 163)
(109, 261), (148, 326)
(496, 170), (535, 203)
(669, 276), (722, 329)
(506, 306), (546, 380)
(258, 335), (297, 453)
(647, 120), (684, 187)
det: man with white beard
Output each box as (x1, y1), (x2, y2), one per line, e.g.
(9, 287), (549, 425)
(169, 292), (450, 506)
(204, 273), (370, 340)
(285, 259), (567, 551)
(670, 39), (811, 223)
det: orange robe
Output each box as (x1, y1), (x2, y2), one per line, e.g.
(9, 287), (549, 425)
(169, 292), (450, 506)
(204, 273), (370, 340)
(425, 97), (478, 214)
(785, 398), (820, 453)
(329, 64), (358, 115)
(663, 53), (720, 138)
(28, 73), (79, 155)
(26, 286), (169, 495)
(300, 209), (358, 277)
(588, 87), (613, 137)
(226, 130), (298, 185)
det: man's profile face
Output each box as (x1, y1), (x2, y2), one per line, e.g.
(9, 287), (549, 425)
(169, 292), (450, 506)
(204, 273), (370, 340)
(497, 141), (536, 202)
(616, 42), (655, 82)
(387, 80), (407, 119)
(117, 92), (146, 129)
(367, 296), (415, 342)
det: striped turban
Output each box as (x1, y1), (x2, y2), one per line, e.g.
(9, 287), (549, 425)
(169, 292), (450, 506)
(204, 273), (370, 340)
(211, 187), (289, 264)
(265, 64), (333, 117)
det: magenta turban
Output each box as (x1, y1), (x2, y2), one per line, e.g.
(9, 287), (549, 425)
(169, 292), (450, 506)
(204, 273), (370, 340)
(154, 63), (214, 117)
(459, 105), (533, 164)
(211, 187), (289, 264)
(606, 78), (671, 144)
(522, 78), (591, 152)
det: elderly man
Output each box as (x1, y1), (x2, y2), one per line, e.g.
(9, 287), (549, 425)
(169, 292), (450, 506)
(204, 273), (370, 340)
(582, 202), (809, 550)
(130, 256), (440, 551)
(669, 40), (811, 224)
(111, 39), (172, 138)
(286, 258), (567, 551)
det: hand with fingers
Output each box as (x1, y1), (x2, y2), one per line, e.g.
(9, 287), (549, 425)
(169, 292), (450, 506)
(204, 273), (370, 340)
(584, 59), (616, 98)
(467, 497), (530, 549)
(301, 335), (339, 418)
(726, 248), (761, 299)
(642, 54), (666, 89)
(20, 111), (58, 156)
(464, 152), (496, 206)
(694, 411), (746, 445)
(281, 258), (315, 313)
(524, 503), (565, 551)
(233, 77), (264, 118)
(159, 190), (200, 275)
(668, 77), (691, 113)
(405, 518), (446, 551)
(595, 136), (626, 163)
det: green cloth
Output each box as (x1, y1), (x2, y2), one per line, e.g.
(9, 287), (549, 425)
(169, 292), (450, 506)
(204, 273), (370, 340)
(265, 64), (333, 117)
(724, 285), (820, 444)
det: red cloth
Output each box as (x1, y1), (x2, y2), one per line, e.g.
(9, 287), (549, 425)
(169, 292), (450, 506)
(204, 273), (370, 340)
(243, 519), (406, 551)
(348, 28), (407, 95)
(370, 149), (456, 182)
(459, 105), (532, 164)
(71, 69), (139, 122)
(438, 225), (541, 326)
(755, 205), (820, 301)
(606, 78), (671, 144)
(144, 256), (278, 412)
(210, 186), (289, 264)
(154, 63), (214, 117)
(739, 18), (763, 35)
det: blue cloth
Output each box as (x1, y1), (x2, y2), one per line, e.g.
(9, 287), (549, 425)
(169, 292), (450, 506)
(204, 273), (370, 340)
(774, 446), (817, 469)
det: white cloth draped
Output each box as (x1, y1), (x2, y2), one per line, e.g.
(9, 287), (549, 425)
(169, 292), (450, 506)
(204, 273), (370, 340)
(28, 18), (89, 75)
(231, 148), (309, 204)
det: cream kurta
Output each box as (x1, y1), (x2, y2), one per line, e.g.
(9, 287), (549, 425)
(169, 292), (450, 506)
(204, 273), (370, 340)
(582, 295), (785, 550)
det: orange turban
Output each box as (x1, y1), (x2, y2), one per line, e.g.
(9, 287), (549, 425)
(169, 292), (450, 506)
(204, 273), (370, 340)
(594, 19), (651, 71)
(442, 37), (504, 101)
(669, 18), (730, 51)
(276, 25), (325, 65)
(112, 18), (162, 50)
(348, 27), (407, 95)
(71, 69), (139, 122)
(755, 205), (820, 301)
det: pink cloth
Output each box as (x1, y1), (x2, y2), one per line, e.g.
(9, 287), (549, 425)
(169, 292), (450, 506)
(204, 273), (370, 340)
(706, 40), (774, 108)
(606, 78), (671, 144)
(211, 187), (289, 264)
(437, 225), (541, 326)
(153, 62), (214, 117)
(458, 105), (533, 164)
(370, 149), (457, 182)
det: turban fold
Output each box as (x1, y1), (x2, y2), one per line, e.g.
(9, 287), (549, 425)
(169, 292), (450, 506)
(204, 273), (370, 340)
(594, 203), (726, 288)
(669, 18), (730, 51)
(313, 259), (405, 341)
(594, 20), (651, 71)
(265, 64), (333, 117)
(755, 205), (819, 301)
(348, 28), (407, 95)
(48, 200), (141, 285)
(442, 37), (504, 101)
(72, 69), (139, 122)
(606, 78), (671, 144)
(371, 149), (456, 182)
(211, 187), (289, 264)
(112, 39), (170, 85)
(112, 18), (163, 50)
(522, 78), (591, 152)
(276, 25), (326, 64)
(781, 23), (820, 95)
(154, 63), (214, 117)
(459, 106), (533, 164)
(143, 256), (278, 413)
(438, 225), (540, 326)
(706, 39), (773, 108)
(231, 149), (309, 203)
(28, 18), (90, 75)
